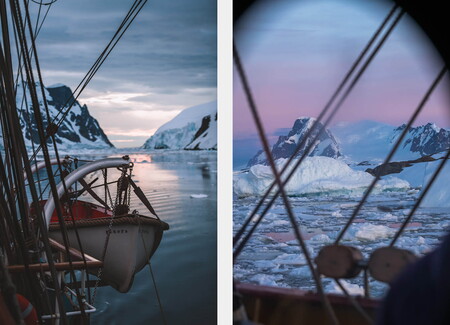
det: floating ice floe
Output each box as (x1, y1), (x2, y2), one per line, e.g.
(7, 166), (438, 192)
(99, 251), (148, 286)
(308, 234), (331, 244)
(234, 157), (410, 197)
(325, 279), (364, 296)
(395, 235), (439, 255)
(346, 223), (395, 241)
(190, 194), (208, 198)
(273, 253), (307, 266)
(289, 266), (312, 278)
(249, 274), (284, 287)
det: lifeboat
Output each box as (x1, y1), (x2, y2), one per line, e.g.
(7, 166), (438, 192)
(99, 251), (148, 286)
(30, 156), (169, 293)
(48, 200), (168, 292)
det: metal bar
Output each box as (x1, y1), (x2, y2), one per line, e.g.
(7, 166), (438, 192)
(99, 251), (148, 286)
(48, 238), (99, 262)
(23, 158), (66, 181)
(7, 260), (103, 273)
(234, 43), (339, 325)
(43, 157), (130, 227)
(334, 66), (446, 244)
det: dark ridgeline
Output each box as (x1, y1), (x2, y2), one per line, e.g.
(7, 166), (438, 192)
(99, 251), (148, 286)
(392, 123), (450, 156)
(19, 83), (113, 147)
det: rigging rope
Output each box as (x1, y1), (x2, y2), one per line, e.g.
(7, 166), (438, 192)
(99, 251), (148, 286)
(234, 8), (405, 259)
(8, 0), (89, 320)
(92, 165), (132, 303)
(334, 279), (374, 324)
(30, 0), (57, 5)
(334, 66), (446, 244)
(28, 0), (148, 163)
(135, 211), (167, 325)
(20, 0), (90, 318)
(234, 43), (339, 325)
(391, 136), (450, 246)
(233, 3), (400, 247)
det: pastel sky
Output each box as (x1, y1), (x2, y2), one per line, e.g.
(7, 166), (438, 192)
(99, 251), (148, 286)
(234, 0), (450, 166)
(31, 0), (216, 147)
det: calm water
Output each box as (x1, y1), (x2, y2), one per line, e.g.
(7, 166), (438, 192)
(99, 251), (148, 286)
(31, 150), (217, 324)
(89, 151), (217, 325)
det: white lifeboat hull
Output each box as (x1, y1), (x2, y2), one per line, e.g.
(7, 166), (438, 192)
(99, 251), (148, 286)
(49, 214), (168, 293)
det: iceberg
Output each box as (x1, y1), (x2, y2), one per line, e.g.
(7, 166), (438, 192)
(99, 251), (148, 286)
(234, 156), (409, 197)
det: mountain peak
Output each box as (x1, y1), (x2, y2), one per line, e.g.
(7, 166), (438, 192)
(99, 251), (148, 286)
(17, 82), (113, 149)
(393, 122), (449, 156)
(247, 116), (340, 166)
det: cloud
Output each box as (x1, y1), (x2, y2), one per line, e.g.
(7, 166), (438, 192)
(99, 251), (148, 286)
(234, 0), (450, 139)
(31, 0), (216, 145)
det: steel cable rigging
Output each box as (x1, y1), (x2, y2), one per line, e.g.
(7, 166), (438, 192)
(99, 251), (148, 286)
(233, 6), (405, 259)
(28, 0), (149, 163)
(233, 2), (449, 323)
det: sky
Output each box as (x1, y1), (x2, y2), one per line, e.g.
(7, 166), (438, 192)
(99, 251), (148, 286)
(234, 0), (450, 167)
(29, 0), (217, 147)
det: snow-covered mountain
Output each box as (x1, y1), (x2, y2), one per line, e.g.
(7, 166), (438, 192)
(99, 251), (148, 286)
(331, 120), (450, 163)
(247, 117), (340, 166)
(17, 82), (113, 149)
(142, 101), (217, 150)
(391, 123), (450, 157)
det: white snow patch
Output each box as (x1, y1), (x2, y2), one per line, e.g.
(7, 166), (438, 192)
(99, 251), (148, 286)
(250, 274), (284, 287)
(325, 280), (364, 296)
(308, 234), (331, 244)
(190, 194), (208, 199)
(273, 253), (306, 266)
(351, 223), (395, 241)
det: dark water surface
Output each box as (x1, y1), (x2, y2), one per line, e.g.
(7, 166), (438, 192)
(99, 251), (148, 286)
(73, 151), (218, 324)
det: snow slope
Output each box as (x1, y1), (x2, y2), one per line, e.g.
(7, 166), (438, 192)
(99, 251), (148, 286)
(142, 101), (217, 150)
(16, 82), (113, 150)
(234, 156), (409, 197)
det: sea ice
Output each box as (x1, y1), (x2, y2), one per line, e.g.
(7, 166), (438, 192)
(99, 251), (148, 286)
(349, 223), (395, 241)
(249, 274), (284, 287)
(190, 194), (208, 198)
(308, 234), (331, 244)
(324, 279), (364, 296)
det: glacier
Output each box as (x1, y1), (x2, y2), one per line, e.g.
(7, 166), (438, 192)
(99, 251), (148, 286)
(142, 101), (217, 150)
(420, 160), (450, 208)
